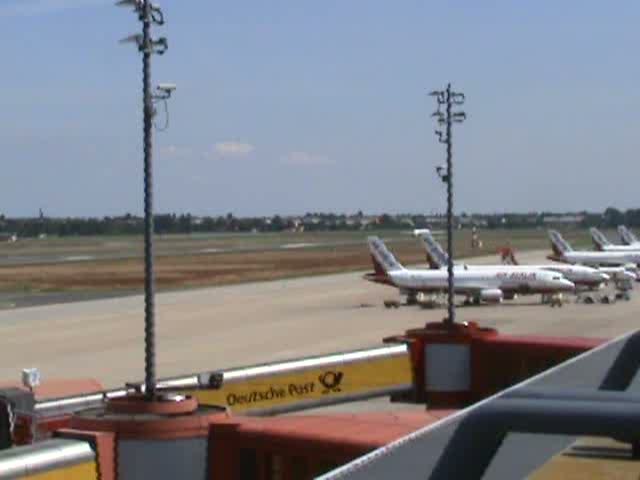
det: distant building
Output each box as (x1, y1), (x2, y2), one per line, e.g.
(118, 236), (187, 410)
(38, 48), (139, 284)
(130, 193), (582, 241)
(0, 233), (18, 242)
(458, 216), (489, 227)
(423, 216), (448, 226)
(302, 215), (321, 226)
(542, 215), (585, 225)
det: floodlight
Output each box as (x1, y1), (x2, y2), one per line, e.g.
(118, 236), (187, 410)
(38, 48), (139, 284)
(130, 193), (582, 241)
(119, 33), (143, 46)
(151, 37), (168, 54)
(435, 165), (449, 183)
(153, 83), (176, 105)
(150, 3), (164, 25)
(452, 93), (465, 105)
(157, 83), (176, 93)
(453, 112), (466, 123)
(115, 0), (142, 9)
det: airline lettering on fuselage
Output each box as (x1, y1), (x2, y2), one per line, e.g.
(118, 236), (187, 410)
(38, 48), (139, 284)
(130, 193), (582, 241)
(496, 272), (537, 280)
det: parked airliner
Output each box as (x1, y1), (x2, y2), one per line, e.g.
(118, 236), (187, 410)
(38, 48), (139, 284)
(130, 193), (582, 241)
(415, 229), (609, 291)
(548, 230), (640, 272)
(364, 236), (575, 304)
(590, 227), (640, 252)
(618, 225), (640, 248)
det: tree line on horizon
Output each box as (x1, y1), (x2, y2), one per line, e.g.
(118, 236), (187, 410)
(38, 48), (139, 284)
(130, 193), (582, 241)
(0, 207), (637, 238)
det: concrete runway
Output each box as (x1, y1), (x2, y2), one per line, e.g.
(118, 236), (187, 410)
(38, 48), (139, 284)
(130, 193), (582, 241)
(0, 250), (636, 389)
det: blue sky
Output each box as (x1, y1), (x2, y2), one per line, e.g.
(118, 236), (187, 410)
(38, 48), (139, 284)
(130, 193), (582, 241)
(1, 1), (639, 217)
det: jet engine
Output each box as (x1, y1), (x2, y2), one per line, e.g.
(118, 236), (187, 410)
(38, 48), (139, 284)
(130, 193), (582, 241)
(623, 263), (640, 280)
(479, 289), (504, 303)
(400, 289), (418, 305)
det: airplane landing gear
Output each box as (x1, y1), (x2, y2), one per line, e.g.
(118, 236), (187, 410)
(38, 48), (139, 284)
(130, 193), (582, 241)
(405, 292), (418, 306)
(549, 293), (564, 307)
(542, 293), (564, 307)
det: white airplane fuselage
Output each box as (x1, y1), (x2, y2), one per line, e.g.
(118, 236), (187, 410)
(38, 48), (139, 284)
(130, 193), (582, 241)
(414, 229), (607, 288)
(597, 244), (640, 253)
(596, 267), (637, 283)
(551, 250), (640, 267)
(386, 268), (575, 296)
(448, 264), (607, 289)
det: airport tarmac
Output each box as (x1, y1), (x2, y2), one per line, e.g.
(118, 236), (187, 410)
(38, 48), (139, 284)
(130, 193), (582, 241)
(0, 250), (636, 389)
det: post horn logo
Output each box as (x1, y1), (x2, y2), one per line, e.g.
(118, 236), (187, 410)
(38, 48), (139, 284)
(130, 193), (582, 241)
(318, 370), (344, 394)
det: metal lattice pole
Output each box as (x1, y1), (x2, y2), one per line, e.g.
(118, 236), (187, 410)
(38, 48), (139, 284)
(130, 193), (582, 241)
(141, 0), (156, 398)
(444, 85), (455, 325)
(117, 0), (171, 399)
(430, 84), (466, 327)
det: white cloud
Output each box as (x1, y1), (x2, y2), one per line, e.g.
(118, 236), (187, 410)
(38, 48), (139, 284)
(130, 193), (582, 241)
(281, 151), (333, 166)
(212, 141), (255, 158)
(0, 0), (108, 17)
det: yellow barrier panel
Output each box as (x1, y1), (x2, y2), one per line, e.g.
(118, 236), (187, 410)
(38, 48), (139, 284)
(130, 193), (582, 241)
(184, 349), (412, 413)
(530, 437), (640, 479)
(23, 461), (97, 480)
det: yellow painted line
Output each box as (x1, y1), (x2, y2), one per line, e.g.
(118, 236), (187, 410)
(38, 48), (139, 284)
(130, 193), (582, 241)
(183, 353), (412, 413)
(21, 461), (97, 480)
(530, 437), (640, 479)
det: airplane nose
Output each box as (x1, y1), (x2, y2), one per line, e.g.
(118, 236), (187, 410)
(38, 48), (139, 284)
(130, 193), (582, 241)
(625, 271), (638, 281)
(561, 279), (576, 291)
(599, 273), (610, 282)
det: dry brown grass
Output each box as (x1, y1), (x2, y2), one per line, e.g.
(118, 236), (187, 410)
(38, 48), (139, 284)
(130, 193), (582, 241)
(0, 227), (589, 294)
(0, 244), (422, 293)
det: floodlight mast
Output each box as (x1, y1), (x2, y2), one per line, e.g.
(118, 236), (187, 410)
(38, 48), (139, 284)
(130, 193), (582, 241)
(116, 0), (171, 399)
(430, 83), (466, 327)
(141, 0), (156, 400)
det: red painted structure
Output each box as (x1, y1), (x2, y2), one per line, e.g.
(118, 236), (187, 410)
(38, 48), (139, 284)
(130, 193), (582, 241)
(472, 333), (605, 401)
(386, 321), (605, 408)
(210, 411), (454, 479)
(1, 323), (606, 479)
